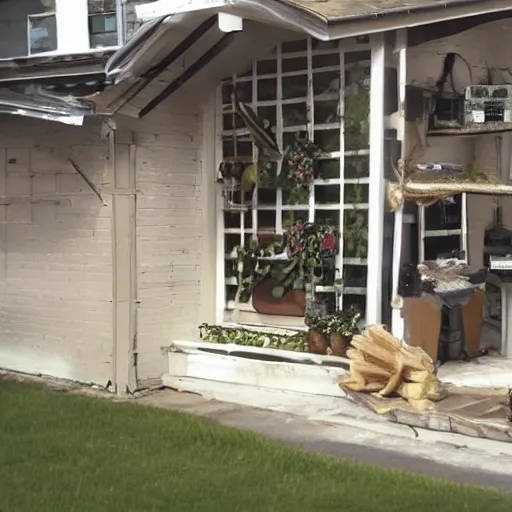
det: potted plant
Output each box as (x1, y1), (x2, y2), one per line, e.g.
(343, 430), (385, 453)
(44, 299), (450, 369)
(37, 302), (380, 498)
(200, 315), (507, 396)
(305, 306), (362, 357)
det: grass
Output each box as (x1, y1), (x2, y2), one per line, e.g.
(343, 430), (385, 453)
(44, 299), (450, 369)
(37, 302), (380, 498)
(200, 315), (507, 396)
(0, 381), (511, 512)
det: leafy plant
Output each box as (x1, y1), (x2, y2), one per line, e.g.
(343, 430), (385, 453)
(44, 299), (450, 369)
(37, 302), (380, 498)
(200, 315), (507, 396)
(306, 306), (362, 337)
(233, 222), (339, 303)
(199, 323), (308, 352)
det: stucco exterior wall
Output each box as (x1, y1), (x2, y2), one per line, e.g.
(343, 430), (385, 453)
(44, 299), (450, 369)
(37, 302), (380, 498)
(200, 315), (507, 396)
(0, 116), (113, 384)
(407, 19), (512, 267)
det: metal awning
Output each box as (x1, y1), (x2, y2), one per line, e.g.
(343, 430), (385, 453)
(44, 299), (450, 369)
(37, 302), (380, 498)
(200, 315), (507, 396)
(0, 51), (112, 125)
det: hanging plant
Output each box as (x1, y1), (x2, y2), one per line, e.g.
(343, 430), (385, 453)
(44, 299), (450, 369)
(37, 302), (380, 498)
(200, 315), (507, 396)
(233, 222), (339, 304)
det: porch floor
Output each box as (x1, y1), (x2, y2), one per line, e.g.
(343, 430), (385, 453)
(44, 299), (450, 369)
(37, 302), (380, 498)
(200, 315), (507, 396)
(438, 357), (512, 389)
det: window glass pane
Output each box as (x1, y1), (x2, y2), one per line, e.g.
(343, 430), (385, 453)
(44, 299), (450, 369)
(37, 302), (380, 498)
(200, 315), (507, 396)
(282, 210), (308, 230)
(344, 184), (369, 204)
(257, 59), (277, 75)
(313, 71), (339, 96)
(282, 103), (307, 127)
(345, 155), (369, 179)
(258, 79), (277, 102)
(312, 53), (339, 68)
(282, 40), (307, 53)
(314, 100), (339, 125)
(282, 57), (307, 73)
(315, 159), (339, 180)
(311, 39), (338, 51)
(104, 14), (117, 32)
(315, 185), (340, 204)
(257, 210), (276, 231)
(90, 14), (106, 33)
(343, 266), (368, 288)
(315, 210), (339, 228)
(314, 130), (340, 152)
(343, 210), (368, 259)
(29, 15), (57, 54)
(282, 75), (307, 99)
(88, 0), (116, 13)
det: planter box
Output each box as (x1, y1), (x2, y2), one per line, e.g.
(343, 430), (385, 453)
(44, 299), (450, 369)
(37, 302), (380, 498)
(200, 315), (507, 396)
(162, 340), (349, 398)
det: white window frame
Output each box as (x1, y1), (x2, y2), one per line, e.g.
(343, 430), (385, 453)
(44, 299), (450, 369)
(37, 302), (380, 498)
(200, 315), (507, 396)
(214, 35), (386, 328)
(27, 12), (58, 57)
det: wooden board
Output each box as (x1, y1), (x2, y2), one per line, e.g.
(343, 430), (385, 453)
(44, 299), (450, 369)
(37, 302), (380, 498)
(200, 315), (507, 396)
(345, 387), (512, 443)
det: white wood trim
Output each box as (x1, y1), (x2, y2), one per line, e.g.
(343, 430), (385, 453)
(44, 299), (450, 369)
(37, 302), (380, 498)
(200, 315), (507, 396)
(418, 205), (426, 262)
(337, 41), (345, 310)
(169, 339), (350, 365)
(461, 192), (468, 262)
(200, 92), (218, 326)
(366, 32), (386, 325)
(307, 37), (315, 224)
(164, 351), (348, 397)
(276, 43), (284, 234)
(215, 84), (226, 324)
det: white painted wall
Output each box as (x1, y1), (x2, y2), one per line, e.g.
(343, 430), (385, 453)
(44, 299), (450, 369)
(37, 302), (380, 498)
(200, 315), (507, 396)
(56, 0), (90, 54)
(113, 102), (216, 383)
(407, 18), (512, 267)
(0, 116), (113, 384)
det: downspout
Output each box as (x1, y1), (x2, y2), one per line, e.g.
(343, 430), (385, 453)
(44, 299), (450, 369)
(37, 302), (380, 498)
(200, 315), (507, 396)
(116, 0), (126, 47)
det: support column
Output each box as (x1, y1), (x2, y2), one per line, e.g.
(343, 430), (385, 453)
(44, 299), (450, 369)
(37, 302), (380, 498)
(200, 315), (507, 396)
(110, 128), (137, 393)
(366, 33), (386, 325)
(391, 29), (407, 340)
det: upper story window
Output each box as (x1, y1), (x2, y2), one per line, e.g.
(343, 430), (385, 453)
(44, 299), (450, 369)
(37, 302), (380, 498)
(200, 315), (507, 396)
(88, 0), (118, 48)
(218, 37), (372, 327)
(28, 13), (57, 55)
(0, 0), (118, 59)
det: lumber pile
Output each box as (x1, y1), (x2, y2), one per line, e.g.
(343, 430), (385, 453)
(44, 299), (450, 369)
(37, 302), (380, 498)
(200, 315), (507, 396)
(339, 325), (446, 411)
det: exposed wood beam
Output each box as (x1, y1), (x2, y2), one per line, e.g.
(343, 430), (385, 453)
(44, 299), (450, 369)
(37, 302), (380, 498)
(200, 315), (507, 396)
(119, 15), (218, 110)
(138, 32), (237, 118)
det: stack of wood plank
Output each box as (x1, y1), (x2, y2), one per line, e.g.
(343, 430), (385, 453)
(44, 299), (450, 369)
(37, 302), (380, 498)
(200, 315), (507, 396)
(339, 325), (446, 410)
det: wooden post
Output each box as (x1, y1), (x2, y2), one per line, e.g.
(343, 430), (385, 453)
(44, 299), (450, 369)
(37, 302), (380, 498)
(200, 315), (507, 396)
(391, 28), (407, 339)
(110, 128), (137, 393)
(366, 33), (386, 325)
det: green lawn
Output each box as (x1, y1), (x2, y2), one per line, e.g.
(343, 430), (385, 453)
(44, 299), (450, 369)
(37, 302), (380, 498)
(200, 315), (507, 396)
(0, 381), (511, 512)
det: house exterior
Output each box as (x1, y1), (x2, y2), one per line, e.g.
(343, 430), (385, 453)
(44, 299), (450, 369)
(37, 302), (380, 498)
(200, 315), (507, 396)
(2, 0), (512, 393)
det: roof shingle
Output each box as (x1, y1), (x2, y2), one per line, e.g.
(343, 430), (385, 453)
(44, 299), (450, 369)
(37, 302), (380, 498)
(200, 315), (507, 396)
(277, 0), (479, 22)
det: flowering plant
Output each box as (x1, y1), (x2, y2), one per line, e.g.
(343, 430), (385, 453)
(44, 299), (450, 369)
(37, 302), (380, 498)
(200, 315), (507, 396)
(281, 133), (323, 204)
(284, 221), (339, 265)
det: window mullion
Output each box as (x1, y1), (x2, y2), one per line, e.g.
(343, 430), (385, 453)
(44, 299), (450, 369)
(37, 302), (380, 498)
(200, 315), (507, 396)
(251, 59), (259, 242)
(276, 44), (284, 235)
(306, 37), (315, 224)
(338, 41), (346, 312)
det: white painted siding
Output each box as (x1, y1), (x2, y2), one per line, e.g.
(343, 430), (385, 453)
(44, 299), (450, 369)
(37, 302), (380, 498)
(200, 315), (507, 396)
(132, 110), (209, 381)
(408, 19), (512, 267)
(0, 116), (113, 384)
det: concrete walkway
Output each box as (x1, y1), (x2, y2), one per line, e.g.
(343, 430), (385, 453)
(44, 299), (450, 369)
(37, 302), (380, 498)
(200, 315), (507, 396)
(135, 388), (512, 492)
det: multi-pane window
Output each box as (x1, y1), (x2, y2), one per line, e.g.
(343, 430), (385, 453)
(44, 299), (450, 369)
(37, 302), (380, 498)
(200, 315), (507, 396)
(218, 37), (372, 325)
(419, 194), (467, 261)
(28, 13), (57, 55)
(88, 0), (118, 48)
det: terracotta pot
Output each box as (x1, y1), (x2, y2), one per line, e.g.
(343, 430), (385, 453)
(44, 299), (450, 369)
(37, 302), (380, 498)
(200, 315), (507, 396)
(329, 333), (349, 357)
(307, 329), (329, 355)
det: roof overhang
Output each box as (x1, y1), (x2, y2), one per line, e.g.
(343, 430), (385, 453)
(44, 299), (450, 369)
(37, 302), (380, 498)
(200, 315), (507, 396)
(0, 52), (112, 125)
(134, 0), (512, 41)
